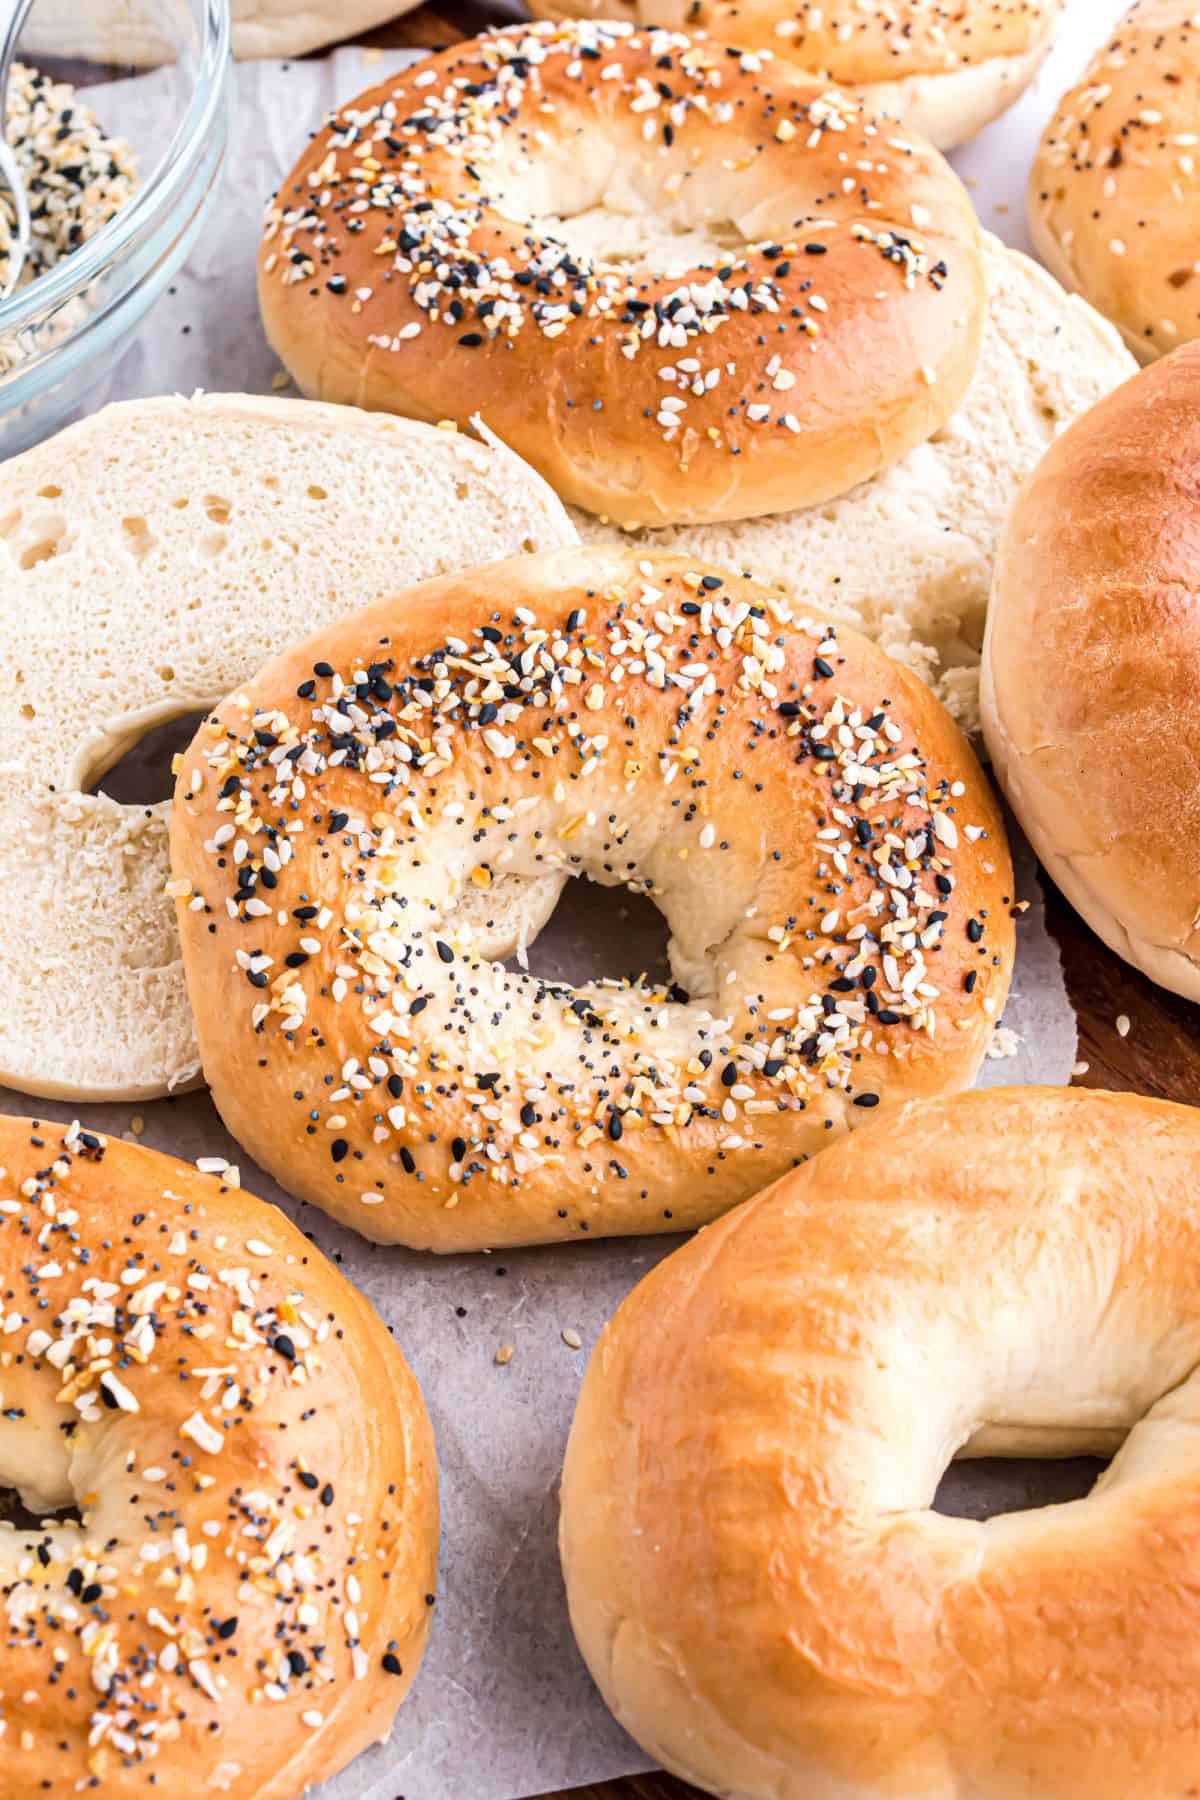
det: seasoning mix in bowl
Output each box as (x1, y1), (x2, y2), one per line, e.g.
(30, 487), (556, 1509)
(0, 0), (229, 455)
(0, 63), (139, 300)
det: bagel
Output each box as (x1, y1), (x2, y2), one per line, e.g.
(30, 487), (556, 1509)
(561, 1084), (1200, 1800)
(169, 543), (1014, 1254)
(1029, 1), (1200, 364)
(982, 342), (1200, 1001)
(258, 20), (987, 529)
(577, 235), (1136, 734)
(0, 1113), (437, 1798)
(526, 1), (1063, 150)
(0, 392), (574, 1104)
(21, 0), (420, 63)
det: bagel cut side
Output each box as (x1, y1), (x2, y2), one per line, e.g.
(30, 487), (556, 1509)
(562, 1084), (1200, 1800)
(170, 543), (1014, 1253)
(0, 392), (575, 1103)
(526, 0), (1063, 150)
(259, 20), (987, 528)
(0, 1114), (437, 1800)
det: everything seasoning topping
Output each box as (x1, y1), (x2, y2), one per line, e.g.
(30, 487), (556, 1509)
(1033, 4), (1199, 356)
(753, 0), (1057, 75)
(0, 1124), (420, 1787)
(0, 63), (138, 294)
(261, 19), (957, 450)
(176, 559), (1006, 1230)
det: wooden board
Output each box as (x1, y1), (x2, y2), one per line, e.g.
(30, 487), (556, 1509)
(311, 10), (1200, 1798)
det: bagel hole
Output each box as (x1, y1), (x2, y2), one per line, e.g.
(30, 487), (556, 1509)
(0, 1484), (81, 1532)
(934, 1455), (1110, 1520)
(507, 875), (681, 994)
(89, 709), (210, 806)
(538, 207), (748, 275)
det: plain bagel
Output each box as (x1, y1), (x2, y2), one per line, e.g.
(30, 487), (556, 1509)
(0, 392), (573, 1104)
(169, 544), (1014, 1253)
(0, 1113), (437, 1798)
(561, 1084), (1200, 1800)
(1029, 1), (1200, 363)
(21, 0), (421, 63)
(982, 343), (1200, 1000)
(526, 1), (1063, 150)
(259, 20), (987, 528)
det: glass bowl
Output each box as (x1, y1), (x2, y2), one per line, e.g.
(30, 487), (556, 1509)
(0, 0), (231, 458)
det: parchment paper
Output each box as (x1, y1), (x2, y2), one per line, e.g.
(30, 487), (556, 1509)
(4, 6), (1123, 1793)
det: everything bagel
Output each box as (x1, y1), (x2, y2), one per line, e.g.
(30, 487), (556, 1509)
(1030, 1), (1200, 363)
(0, 392), (572, 1103)
(259, 20), (986, 528)
(525, 2), (1063, 150)
(169, 545), (1013, 1253)
(0, 1115), (437, 1798)
(561, 1085), (1200, 1800)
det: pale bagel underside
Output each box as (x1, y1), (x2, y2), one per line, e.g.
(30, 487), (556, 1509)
(21, 0), (420, 64)
(562, 1084), (1200, 1800)
(0, 393), (576, 1102)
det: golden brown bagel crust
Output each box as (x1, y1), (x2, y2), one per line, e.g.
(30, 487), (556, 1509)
(170, 544), (1013, 1253)
(0, 1117), (437, 1798)
(258, 20), (986, 528)
(982, 343), (1200, 1001)
(561, 1085), (1200, 1800)
(1030, 1), (1200, 363)
(527, 2), (1062, 150)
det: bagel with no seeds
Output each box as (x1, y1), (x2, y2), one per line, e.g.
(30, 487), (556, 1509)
(0, 1114), (437, 1799)
(0, 392), (574, 1104)
(983, 341), (1200, 1000)
(169, 544), (1014, 1254)
(561, 1084), (1200, 1800)
(21, 0), (421, 63)
(1030, 1), (1200, 363)
(526, 1), (1063, 150)
(259, 20), (987, 529)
